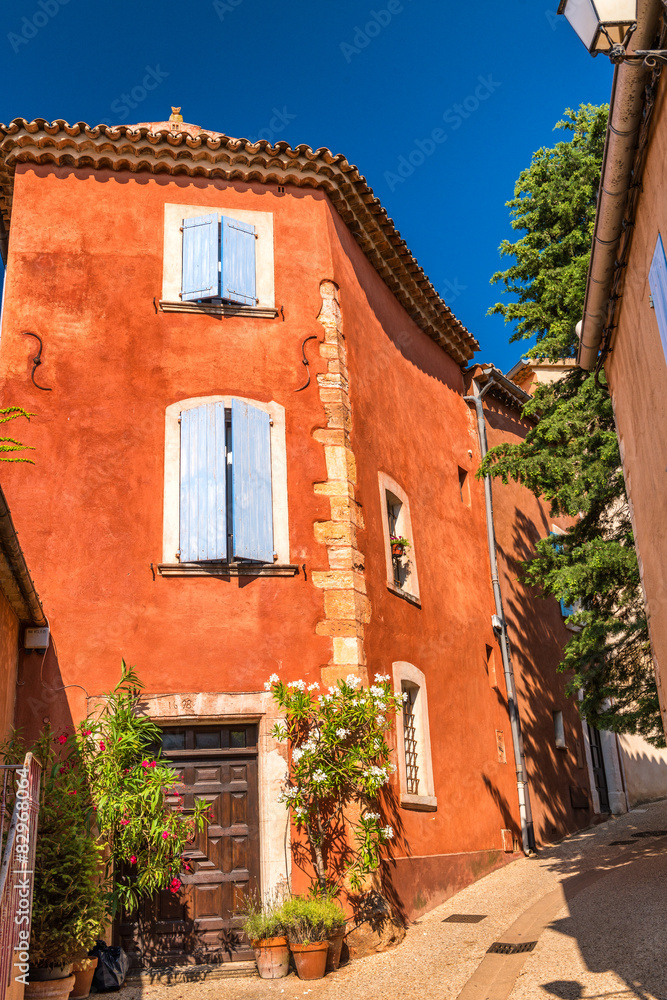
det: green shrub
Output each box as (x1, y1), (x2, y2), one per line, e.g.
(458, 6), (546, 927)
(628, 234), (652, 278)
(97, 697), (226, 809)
(279, 897), (344, 944)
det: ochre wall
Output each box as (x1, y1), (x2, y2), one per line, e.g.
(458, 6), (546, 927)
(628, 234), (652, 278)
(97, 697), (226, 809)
(482, 394), (594, 844)
(0, 593), (19, 739)
(325, 207), (524, 918)
(0, 162), (524, 920)
(607, 75), (667, 735)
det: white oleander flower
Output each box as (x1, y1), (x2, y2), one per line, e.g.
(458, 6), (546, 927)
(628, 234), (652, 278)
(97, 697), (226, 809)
(374, 673), (390, 683)
(287, 679), (306, 691)
(370, 685), (384, 698)
(346, 674), (362, 689)
(307, 682), (320, 692)
(364, 811), (381, 821)
(376, 715), (386, 725)
(312, 769), (327, 783)
(335, 727), (349, 739)
(292, 748), (304, 763)
(264, 681), (272, 691)
(269, 673), (279, 683)
(382, 825), (394, 839)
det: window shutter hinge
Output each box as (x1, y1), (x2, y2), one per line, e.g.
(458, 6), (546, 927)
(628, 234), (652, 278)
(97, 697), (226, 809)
(649, 294), (655, 309)
(175, 551), (181, 561)
(269, 418), (274, 426)
(273, 551), (278, 561)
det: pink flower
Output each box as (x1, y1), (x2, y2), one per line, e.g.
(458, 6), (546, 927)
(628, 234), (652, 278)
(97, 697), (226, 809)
(67, 790), (77, 796)
(121, 819), (129, 826)
(58, 734), (67, 745)
(162, 831), (169, 840)
(169, 878), (181, 893)
(82, 730), (91, 737)
(149, 761), (156, 768)
(59, 766), (66, 775)
(141, 761), (149, 768)
(99, 741), (106, 751)
(130, 855), (137, 864)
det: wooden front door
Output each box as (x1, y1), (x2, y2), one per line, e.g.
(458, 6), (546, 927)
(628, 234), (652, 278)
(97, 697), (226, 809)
(119, 724), (260, 967)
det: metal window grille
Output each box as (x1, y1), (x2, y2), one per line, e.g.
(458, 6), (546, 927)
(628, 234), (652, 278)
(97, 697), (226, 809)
(402, 685), (420, 795)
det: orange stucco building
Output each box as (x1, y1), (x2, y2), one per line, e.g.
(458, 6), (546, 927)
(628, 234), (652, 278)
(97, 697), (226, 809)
(0, 114), (596, 964)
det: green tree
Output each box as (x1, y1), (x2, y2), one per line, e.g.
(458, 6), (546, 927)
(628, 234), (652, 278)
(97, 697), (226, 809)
(483, 104), (663, 746)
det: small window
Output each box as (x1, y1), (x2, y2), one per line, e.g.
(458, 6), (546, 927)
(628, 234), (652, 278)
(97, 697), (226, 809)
(649, 232), (667, 361)
(162, 730), (186, 751)
(378, 473), (419, 603)
(392, 662), (436, 811)
(458, 467), (470, 505)
(402, 684), (420, 794)
(553, 710), (566, 750)
(195, 730), (221, 749)
(161, 204), (275, 313)
(163, 396), (289, 568)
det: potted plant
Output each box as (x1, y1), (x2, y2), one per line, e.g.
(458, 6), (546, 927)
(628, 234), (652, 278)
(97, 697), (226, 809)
(21, 734), (106, 999)
(320, 898), (347, 972)
(281, 898), (330, 980)
(390, 535), (410, 557)
(242, 892), (289, 979)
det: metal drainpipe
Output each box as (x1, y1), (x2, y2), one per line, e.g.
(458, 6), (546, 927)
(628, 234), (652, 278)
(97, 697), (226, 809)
(464, 380), (536, 854)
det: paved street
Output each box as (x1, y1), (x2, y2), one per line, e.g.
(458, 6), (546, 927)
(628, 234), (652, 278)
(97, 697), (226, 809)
(122, 800), (667, 1000)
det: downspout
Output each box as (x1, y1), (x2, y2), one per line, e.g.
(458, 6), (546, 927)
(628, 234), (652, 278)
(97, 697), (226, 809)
(464, 380), (536, 854)
(578, 0), (663, 370)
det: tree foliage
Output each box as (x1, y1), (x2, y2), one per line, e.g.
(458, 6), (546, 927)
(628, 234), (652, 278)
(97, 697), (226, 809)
(483, 104), (663, 746)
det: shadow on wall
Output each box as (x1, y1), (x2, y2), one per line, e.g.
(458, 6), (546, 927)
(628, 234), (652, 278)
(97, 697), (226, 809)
(497, 506), (595, 846)
(13, 633), (78, 744)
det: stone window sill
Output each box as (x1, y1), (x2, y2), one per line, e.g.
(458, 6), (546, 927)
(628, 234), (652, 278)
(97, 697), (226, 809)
(159, 300), (279, 319)
(387, 582), (421, 607)
(400, 793), (437, 812)
(158, 563), (298, 578)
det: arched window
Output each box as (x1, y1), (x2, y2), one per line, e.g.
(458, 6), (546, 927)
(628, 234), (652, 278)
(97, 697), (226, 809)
(392, 662), (436, 811)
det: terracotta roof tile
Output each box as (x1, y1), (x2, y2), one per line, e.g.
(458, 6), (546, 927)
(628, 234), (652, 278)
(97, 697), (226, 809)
(0, 118), (479, 363)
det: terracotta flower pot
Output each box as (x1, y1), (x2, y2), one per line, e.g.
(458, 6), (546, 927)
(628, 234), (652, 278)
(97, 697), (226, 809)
(290, 940), (329, 980)
(28, 966), (73, 982)
(251, 935), (290, 979)
(391, 543), (405, 557)
(70, 957), (98, 998)
(326, 925), (346, 972)
(25, 974), (75, 999)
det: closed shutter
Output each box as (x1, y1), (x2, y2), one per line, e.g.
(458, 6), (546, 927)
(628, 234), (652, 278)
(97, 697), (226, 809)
(231, 399), (274, 562)
(181, 214), (220, 301)
(179, 403), (227, 561)
(221, 217), (257, 306)
(649, 233), (667, 361)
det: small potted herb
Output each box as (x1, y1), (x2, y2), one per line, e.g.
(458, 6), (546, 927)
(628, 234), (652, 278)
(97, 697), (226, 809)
(242, 892), (289, 980)
(281, 898), (331, 980)
(390, 535), (410, 557)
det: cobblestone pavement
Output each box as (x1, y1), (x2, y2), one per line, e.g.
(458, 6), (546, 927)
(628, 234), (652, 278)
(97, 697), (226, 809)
(120, 800), (667, 1000)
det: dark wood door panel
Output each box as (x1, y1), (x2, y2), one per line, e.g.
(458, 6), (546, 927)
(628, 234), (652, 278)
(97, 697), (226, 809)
(119, 724), (260, 968)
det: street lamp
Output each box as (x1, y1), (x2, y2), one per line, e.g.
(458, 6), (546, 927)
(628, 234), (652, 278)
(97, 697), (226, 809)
(558, 0), (667, 66)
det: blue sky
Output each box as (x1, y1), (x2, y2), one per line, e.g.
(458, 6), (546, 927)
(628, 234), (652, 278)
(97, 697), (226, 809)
(0, 0), (613, 371)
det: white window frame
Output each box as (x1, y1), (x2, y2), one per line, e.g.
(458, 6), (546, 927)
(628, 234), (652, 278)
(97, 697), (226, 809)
(161, 203), (276, 312)
(162, 395), (289, 565)
(378, 472), (420, 604)
(392, 661), (437, 811)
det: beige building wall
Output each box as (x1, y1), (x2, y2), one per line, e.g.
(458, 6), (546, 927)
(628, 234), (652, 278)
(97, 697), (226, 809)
(618, 735), (667, 808)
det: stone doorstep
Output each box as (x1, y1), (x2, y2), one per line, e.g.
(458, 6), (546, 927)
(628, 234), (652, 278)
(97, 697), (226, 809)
(125, 961), (258, 984)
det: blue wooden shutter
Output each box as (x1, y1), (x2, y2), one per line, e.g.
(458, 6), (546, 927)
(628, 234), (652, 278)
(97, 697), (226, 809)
(649, 234), (667, 361)
(181, 214), (219, 301)
(221, 216), (257, 305)
(231, 399), (274, 562)
(179, 402), (227, 561)
(550, 532), (575, 616)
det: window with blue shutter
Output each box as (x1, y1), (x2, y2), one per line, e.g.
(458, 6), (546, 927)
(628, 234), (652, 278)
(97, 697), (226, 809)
(231, 398), (274, 562)
(221, 216), (257, 306)
(550, 532), (576, 618)
(178, 399), (275, 564)
(649, 233), (667, 362)
(181, 215), (220, 301)
(179, 402), (227, 561)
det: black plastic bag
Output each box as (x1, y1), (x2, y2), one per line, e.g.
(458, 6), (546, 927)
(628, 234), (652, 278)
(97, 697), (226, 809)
(90, 940), (130, 992)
